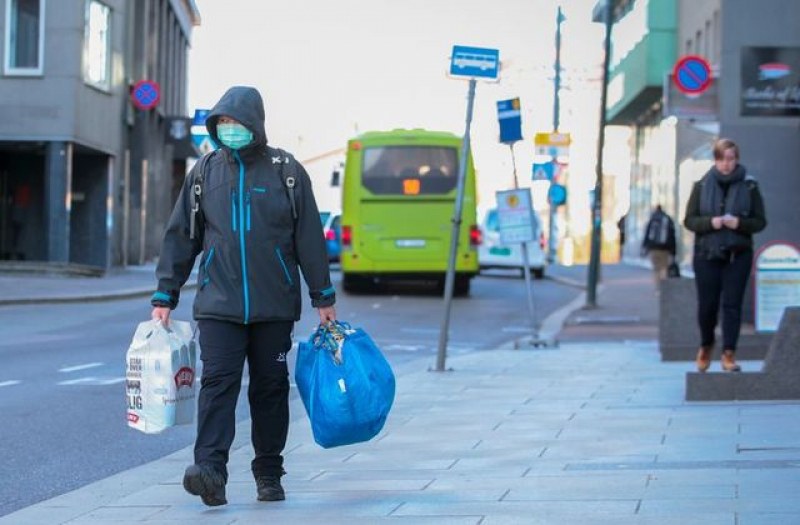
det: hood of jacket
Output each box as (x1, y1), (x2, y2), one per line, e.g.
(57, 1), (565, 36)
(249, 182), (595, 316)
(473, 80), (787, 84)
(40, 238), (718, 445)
(206, 86), (268, 153)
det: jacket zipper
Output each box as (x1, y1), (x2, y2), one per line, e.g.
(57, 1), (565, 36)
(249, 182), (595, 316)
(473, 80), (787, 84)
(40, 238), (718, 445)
(231, 189), (238, 231)
(275, 247), (293, 285)
(246, 190), (252, 231)
(235, 152), (250, 323)
(201, 246), (215, 289)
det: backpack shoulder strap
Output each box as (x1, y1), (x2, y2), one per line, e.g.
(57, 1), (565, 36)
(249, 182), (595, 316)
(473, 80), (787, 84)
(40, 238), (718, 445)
(189, 151), (215, 240)
(272, 147), (299, 221)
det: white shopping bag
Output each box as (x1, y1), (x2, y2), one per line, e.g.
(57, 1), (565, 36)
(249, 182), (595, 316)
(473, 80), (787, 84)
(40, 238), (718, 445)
(126, 319), (197, 434)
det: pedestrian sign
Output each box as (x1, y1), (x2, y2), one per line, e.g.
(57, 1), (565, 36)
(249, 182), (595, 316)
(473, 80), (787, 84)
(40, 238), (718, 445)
(192, 134), (216, 155)
(532, 162), (555, 181)
(496, 98), (522, 144)
(450, 45), (500, 80)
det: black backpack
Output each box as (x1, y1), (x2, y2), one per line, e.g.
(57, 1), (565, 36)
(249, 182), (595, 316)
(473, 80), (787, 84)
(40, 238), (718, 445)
(189, 148), (298, 240)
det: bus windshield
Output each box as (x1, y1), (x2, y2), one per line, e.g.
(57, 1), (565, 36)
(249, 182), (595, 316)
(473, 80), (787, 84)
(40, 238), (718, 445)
(361, 146), (459, 195)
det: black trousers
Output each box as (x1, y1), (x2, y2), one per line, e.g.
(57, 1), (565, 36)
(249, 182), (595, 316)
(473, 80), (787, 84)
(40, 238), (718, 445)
(692, 249), (753, 352)
(196, 319), (293, 482)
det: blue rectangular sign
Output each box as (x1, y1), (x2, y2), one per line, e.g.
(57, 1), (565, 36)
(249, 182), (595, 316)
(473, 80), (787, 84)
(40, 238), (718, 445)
(497, 98), (522, 143)
(450, 45), (500, 80)
(532, 162), (555, 181)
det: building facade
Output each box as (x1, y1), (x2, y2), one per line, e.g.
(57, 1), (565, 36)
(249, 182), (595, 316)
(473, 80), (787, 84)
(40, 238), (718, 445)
(599, 0), (800, 262)
(597, 0), (800, 322)
(0, 0), (200, 269)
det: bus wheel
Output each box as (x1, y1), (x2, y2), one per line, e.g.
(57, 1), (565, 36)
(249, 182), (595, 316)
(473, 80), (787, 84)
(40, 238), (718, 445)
(454, 276), (471, 296)
(343, 274), (368, 294)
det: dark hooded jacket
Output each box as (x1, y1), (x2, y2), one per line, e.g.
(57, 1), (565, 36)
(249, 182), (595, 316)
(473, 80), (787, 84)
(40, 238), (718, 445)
(152, 86), (335, 323)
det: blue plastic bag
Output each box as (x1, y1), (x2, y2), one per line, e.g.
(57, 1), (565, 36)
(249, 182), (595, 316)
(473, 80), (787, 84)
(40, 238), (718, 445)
(295, 322), (395, 448)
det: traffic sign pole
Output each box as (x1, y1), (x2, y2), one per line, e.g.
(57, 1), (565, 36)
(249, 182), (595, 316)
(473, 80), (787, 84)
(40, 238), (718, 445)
(508, 143), (545, 347)
(436, 78), (476, 372)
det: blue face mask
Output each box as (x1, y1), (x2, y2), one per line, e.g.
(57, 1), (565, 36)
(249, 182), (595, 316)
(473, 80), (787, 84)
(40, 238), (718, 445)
(217, 123), (253, 150)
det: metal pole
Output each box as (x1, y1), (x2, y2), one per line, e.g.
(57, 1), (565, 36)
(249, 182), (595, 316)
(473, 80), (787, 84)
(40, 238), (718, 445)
(547, 5), (564, 265)
(510, 144), (541, 341)
(586, 0), (613, 308)
(436, 78), (476, 372)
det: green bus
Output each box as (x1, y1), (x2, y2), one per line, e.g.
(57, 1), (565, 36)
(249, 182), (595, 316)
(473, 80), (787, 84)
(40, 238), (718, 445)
(340, 129), (480, 295)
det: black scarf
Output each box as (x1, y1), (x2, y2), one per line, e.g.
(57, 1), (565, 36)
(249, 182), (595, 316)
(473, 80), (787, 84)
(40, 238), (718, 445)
(700, 165), (750, 216)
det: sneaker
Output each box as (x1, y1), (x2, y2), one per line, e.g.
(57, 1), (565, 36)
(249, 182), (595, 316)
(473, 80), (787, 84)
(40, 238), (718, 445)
(721, 350), (741, 372)
(256, 475), (286, 501)
(695, 346), (713, 372)
(183, 464), (227, 507)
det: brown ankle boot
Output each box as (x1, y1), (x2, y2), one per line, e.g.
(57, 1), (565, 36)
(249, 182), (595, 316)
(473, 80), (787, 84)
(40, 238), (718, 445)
(721, 350), (741, 372)
(695, 346), (712, 372)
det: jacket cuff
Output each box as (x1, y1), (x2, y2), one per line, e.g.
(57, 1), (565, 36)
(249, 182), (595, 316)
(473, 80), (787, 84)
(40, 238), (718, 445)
(310, 286), (336, 308)
(150, 290), (177, 309)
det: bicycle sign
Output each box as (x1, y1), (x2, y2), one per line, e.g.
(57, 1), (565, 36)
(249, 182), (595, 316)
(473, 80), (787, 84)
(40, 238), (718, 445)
(449, 45), (499, 80)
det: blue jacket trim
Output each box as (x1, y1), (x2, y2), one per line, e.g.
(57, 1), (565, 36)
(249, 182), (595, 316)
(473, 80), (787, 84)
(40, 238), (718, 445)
(152, 291), (172, 302)
(235, 152), (250, 323)
(320, 286), (335, 297)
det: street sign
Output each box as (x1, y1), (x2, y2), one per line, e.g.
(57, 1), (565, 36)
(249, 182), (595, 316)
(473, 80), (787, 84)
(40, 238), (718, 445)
(449, 45), (500, 80)
(131, 80), (161, 110)
(664, 72), (719, 120)
(755, 242), (800, 332)
(534, 132), (571, 157)
(548, 183), (567, 206)
(532, 162), (555, 181)
(192, 109), (211, 126)
(672, 55), (712, 95)
(192, 134), (217, 155)
(495, 188), (535, 244)
(496, 98), (522, 143)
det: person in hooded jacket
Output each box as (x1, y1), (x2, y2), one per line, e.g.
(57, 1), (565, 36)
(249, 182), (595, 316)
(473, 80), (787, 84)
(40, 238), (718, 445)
(683, 138), (766, 374)
(151, 86), (336, 506)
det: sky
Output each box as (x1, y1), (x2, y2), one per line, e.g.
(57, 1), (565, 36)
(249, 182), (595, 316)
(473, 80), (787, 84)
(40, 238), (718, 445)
(187, 0), (616, 219)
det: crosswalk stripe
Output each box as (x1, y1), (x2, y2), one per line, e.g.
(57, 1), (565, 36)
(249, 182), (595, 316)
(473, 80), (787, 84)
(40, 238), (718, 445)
(59, 362), (103, 373)
(0, 380), (21, 387)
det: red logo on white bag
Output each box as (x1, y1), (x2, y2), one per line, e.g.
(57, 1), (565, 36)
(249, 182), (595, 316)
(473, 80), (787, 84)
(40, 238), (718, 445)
(127, 412), (140, 423)
(174, 367), (195, 388)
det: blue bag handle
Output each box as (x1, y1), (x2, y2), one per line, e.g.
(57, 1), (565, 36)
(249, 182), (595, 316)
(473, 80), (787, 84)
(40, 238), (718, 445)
(311, 321), (354, 363)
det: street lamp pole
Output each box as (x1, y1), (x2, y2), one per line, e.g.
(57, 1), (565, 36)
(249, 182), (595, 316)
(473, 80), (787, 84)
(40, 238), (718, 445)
(547, 6), (565, 264)
(586, 0), (613, 308)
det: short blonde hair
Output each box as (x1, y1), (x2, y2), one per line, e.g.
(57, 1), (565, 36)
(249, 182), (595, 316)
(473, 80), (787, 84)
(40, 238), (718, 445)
(713, 138), (739, 161)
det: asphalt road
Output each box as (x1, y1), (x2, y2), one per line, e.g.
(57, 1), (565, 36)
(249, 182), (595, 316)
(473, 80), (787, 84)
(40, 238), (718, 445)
(0, 269), (580, 516)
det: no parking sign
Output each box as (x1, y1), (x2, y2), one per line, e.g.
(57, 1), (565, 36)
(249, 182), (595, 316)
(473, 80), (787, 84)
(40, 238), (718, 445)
(672, 55), (712, 95)
(131, 80), (161, 110)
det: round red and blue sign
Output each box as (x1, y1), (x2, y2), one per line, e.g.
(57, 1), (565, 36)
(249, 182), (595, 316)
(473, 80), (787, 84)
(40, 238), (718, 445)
(673, 55), (712, 95)
(131, 80), (161, 110)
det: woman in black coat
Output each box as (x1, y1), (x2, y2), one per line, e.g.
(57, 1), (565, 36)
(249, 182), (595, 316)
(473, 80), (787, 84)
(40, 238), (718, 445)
(683, 138), (767, 373)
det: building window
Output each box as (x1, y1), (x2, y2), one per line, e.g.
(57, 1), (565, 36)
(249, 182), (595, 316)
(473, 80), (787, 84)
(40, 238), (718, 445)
(84, 0), (111, 89)
(4, 0), (45, 75)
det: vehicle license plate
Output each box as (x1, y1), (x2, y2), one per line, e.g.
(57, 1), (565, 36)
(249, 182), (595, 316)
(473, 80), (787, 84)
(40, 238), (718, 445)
(395, 239), (426, 248)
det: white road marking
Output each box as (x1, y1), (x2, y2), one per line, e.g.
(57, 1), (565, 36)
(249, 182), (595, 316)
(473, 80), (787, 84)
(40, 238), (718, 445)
(400, 327), (439, 334)
(385, 344), (425, 352)
(501, 326), (535, 333)
(0, 380), (21, 387)
(59, 362), (103, 373)
(58, 377), (125, 386)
